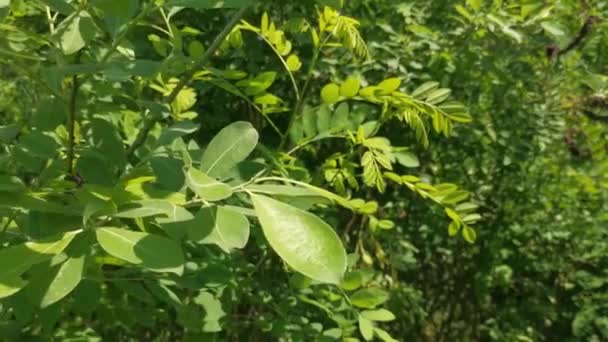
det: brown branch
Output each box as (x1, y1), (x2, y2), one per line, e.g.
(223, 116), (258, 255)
(549, 16), (601, 59)
(582, 110), (608, 123)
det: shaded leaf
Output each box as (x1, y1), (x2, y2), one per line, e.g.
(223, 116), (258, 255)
(198, 206), (250, 252)
(26, 256), (85, 308)
(96, 227), (185, 275)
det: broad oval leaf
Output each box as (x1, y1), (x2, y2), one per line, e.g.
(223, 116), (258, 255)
(58, 11), (97, 55)
(96, 227), (185, 275)
(195, 206), (250, 252)
(0, 230), (80, 281)
(200, 121), (259, 178)
(361, 309), (396, 322)
(27, 256), (85, 308)
(186, 168), (233, 201)
(350, 288), (389, 309)
(358, 316), (374, 341)
(251, 194), (347, 284)
(377, 78), (401, 94)
(462, 226), (477, 244)
(340, 77), (360, 98)
(321, 83), (340, 103)
(392, 151), (420, 168)
(286, 54), (302, 71)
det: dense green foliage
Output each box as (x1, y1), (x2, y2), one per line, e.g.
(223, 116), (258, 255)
(0, 0), (607, 341)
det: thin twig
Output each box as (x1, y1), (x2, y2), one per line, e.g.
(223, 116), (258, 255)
(126, 5), (251, 160)
(67, 74), (79, 175)
(278, 33), (332, 150)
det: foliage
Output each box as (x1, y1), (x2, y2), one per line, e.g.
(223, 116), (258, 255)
(0, 0), (606, 341)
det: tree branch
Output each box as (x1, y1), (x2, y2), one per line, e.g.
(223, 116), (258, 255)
(549, 16), (601, 59)
(126, 5), (251, 160)
(582, 110), (608, 123)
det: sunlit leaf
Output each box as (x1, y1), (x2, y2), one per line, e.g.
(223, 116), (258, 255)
(200, 121), (259, 178)
(186, 168), (233, 201)
(251, 194), (347, 284)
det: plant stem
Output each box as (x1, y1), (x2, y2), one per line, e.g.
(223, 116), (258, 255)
(278, 34), (331, 150)
(67, 75), (79, 175)
(126, 5), (251, 160)
(243, 27), (300, 100)
(0, 212), (17, 240)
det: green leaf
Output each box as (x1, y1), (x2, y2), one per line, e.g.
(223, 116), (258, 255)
(332, 102), (350, 130)
(261, 12), (269, 35)
(467, 0), (482, 12)
(377, 78), (401, 94)
(200, 121), (259, 178)
(448, 221), (460, 237)
(96, 227), (185, 275)
(393, 151), (420, 168)
(350, 288), (389, 308)
(41, 0), (75, 15)
(412, 81), (439, 99)
(251, 194), (347, 284)
(340, 270), (364, 290)
(115, 200), (186, 219)
(238, 71), (276, 95)
(462, 213), (482, 223)
(358, 315), (374, 341)
(317, 104), (331, 133)
(302, 106), (317, 138)
(425, 88), (451, 104)
(462, 226), (477, 244)
(340, 77), (360, 98)
(155, 121), (199, 148)
(374, 328), (399, 342)
(321, 83), (340, 103)
(286, 54), (302, 71)
(194, 291), (226, 332)
(0, 124), (19, 142)
(254, 93), (282, 105)
(32, 99), (66, 131)
(361, 309), (396, 322)
(167, 0), (252, 8)
(188, 40), (205, 60)
(197, 206), (250, 252)
(95, 0), (138, 38)
(186, 168), (233, 201)
(172, 86), (197, 113)
(27, 256), (85, 308)
(0, 175), (26, 192)
(377, 220), (395, 230)
(0, 231), (80, 283)
(57, 11), (97, 55)
(0, 276), (28, 299)
(246, 184), (322, 198)
(541, 22), (565, 36)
